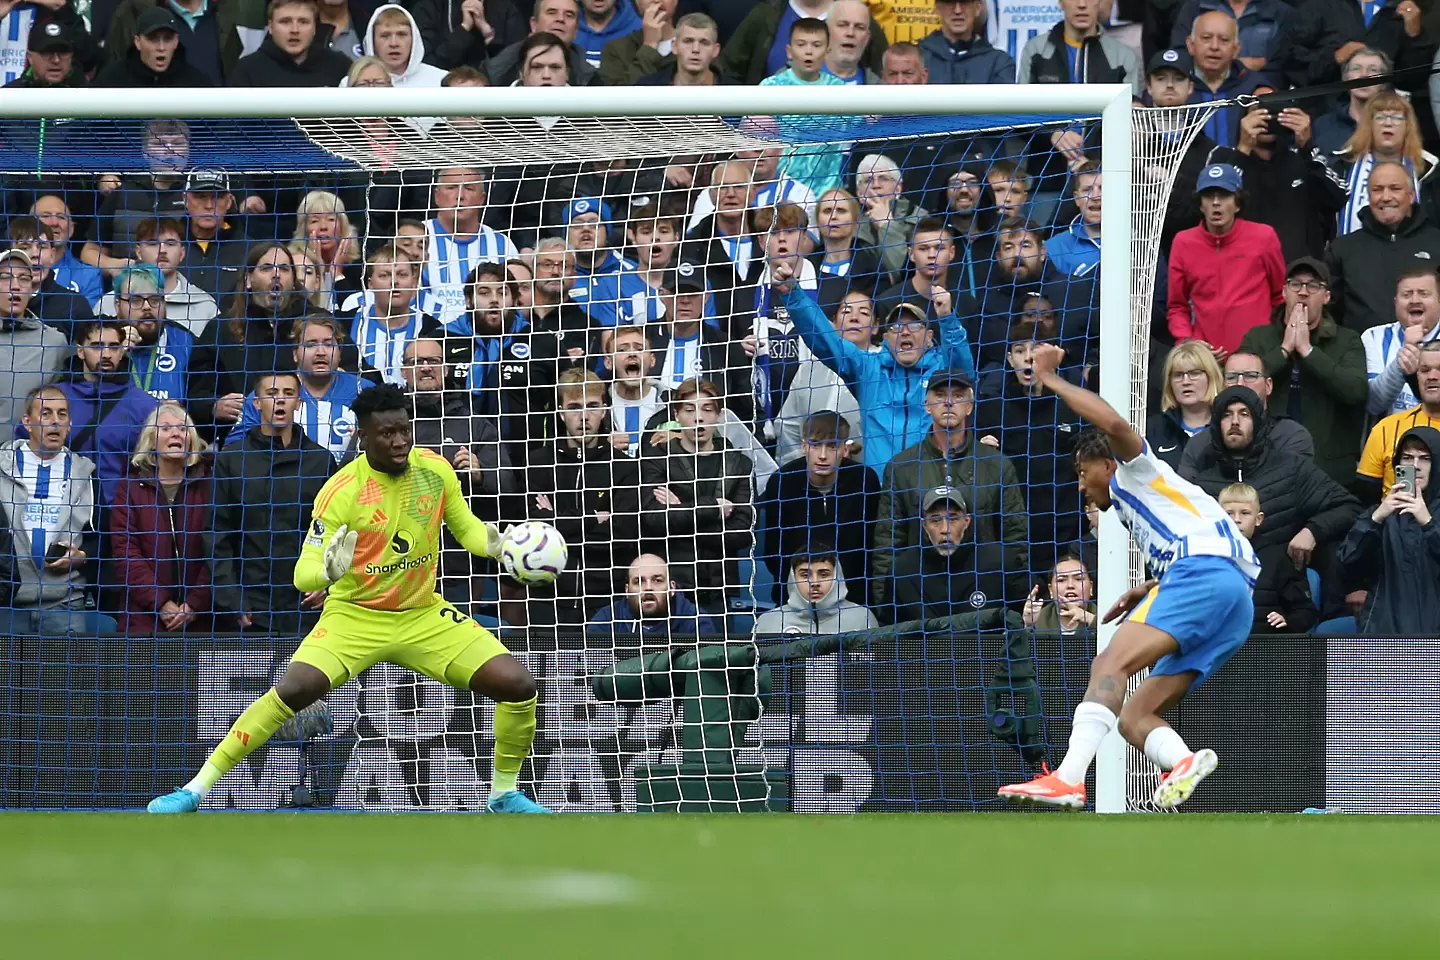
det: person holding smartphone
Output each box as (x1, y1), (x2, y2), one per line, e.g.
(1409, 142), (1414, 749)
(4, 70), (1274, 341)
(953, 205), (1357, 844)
(1338, 426), (1440, 634)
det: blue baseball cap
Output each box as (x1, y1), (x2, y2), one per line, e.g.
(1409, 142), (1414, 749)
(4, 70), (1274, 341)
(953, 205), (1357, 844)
(1196, 163), (1243, 194)
(561, 196), (612, 225)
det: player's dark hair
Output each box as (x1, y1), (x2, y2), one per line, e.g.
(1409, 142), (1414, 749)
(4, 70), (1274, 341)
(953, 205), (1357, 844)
(1072, 428), (1114, 467)
(351, 382), (409, 424)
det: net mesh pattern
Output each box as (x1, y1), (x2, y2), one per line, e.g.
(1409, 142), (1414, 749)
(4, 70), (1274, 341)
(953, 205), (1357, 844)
(0, 102), (1253, 813)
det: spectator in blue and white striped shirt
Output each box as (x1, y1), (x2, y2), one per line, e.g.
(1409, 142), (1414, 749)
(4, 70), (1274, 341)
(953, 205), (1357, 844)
(230, 315), (372, 462)
(423, 167), (517, 328)
(347, 245), (449, 385)
(1365, 265), (1440, 415)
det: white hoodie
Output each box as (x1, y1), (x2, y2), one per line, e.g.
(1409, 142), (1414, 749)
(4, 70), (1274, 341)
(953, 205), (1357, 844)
(357, 5), (446, 132)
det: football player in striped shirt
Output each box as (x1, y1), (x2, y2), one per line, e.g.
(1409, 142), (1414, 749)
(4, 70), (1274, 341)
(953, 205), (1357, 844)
(999, 343), (1260, 810)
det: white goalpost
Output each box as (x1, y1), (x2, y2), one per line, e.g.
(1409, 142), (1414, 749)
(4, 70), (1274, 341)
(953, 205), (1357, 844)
(0, 84), (1219, 813)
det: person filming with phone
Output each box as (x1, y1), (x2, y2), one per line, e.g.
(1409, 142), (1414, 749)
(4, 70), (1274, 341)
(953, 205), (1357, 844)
(1338, 426), (1440, 635)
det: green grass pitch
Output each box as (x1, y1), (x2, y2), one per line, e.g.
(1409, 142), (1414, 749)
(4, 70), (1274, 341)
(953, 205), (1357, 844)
(4, 813), (1438, 958)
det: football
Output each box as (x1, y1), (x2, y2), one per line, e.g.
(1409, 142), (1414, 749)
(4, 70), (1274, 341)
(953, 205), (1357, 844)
(498, 521), (568, 585)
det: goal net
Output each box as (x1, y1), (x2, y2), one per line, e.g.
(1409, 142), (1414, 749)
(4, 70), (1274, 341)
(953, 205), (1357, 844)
(0, 86), (1213, 813)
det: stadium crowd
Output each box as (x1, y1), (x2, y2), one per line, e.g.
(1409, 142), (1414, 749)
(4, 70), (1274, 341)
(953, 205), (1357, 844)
(0, 0), (1438, 641)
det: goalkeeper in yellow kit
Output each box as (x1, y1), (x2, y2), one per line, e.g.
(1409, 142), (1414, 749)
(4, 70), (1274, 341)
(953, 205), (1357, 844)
(149, 384), (549, 814)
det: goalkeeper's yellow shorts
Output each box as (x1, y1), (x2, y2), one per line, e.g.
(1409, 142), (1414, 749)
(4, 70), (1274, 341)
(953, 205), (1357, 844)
(290, 595), (509, 690)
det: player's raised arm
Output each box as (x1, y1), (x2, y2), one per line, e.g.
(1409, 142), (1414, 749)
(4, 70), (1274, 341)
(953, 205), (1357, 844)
(1029, 343), (1144, 463)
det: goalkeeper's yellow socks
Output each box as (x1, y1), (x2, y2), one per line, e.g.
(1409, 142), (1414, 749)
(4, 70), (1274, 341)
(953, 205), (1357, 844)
(490, 695), (537, 798)
(182, 689), (296, 797)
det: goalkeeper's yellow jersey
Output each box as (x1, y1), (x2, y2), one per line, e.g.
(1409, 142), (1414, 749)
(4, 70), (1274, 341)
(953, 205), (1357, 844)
(294, 447), (489, 611)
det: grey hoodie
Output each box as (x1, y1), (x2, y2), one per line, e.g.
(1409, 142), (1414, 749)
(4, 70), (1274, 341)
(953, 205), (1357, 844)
(0, 440), (96, 608)
(753, 559), (879, 636)
(0, 313), (68, 427)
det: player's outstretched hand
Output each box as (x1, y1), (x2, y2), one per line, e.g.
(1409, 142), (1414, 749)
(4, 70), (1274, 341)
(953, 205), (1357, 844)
(482, 521), (510, 560)
(1102, 581), (1155, 624)
(1030, 343), (1065, 383)
(322, 524), (358, 583)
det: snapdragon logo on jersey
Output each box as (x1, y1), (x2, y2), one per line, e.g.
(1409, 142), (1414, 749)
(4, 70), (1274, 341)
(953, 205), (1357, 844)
(363, 530), (431, 575)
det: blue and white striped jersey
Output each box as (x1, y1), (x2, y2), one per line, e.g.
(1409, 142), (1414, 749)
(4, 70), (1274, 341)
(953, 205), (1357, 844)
(349, 307), (427, 385)
(231, 371), (371, 462)
(1362, 320), (1440, 414)
(1109, 443), (1260, 584)
(422, 219), (516, 326)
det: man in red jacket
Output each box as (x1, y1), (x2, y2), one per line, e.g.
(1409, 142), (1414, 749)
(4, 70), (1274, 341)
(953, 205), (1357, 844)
(1167, 163), (1285, 360)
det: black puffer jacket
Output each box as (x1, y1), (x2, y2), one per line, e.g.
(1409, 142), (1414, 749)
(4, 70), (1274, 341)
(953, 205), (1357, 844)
(1337, 426), (1440, 635)
(1190, 386), (1361, 554)
(639, 437), (754, 601)
(207, 426), (335, 634)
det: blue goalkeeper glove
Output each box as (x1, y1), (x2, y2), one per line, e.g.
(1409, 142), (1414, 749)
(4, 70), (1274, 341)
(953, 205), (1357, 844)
(323, 524), (359, 583)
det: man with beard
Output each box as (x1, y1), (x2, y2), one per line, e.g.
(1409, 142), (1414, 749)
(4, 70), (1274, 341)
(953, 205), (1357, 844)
(51, 320), (160, 504)
(451, 261), (563, 468)
(5, 217), (94, 334)
(875, 218), (980, 348)
(639, 377), (755, 612)
(111, 264), (194, 402)
(587, 553), (721, 634)
(528, 368), (641, 624)
(188, 243), (306, 444)
(106, 218), (219, 337)
(0, 248), (68, 428)
(1327, 162), (1440, 334)
(231, 315), (371, 462)
(683, 159), (765, 338)
(1179, 351), (1316, 478)
(890, 486), (1026, 624)
(421, 167), (517, 329)
(976, 217), (1097, 369)
(1167, 163), (1285, 359)
(1190, 385), (1359, 569)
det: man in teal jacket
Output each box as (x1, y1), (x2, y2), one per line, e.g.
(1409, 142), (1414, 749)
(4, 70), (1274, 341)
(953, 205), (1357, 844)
(772, 254), (975, 470)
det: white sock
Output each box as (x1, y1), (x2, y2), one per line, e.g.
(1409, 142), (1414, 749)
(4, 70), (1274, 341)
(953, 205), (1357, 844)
(1144, 727), (1191, 772)
(1054, 702), (1117, 786)
(181, 762), (223, 799)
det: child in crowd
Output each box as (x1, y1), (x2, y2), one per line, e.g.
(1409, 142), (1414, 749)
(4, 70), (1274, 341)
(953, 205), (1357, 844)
(1219, 483), (1318, 634)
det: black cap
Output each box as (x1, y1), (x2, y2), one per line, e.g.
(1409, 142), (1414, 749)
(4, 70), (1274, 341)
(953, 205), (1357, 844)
(660, 260), (706, 294)
(136, 7), (182, 35)
(927, 367), (973, 392)
(1147, 48), (1192, 77)
(1286, 256), (1331, 286)
(185, 169), (231, 193)
(28, 18), (79, 52)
